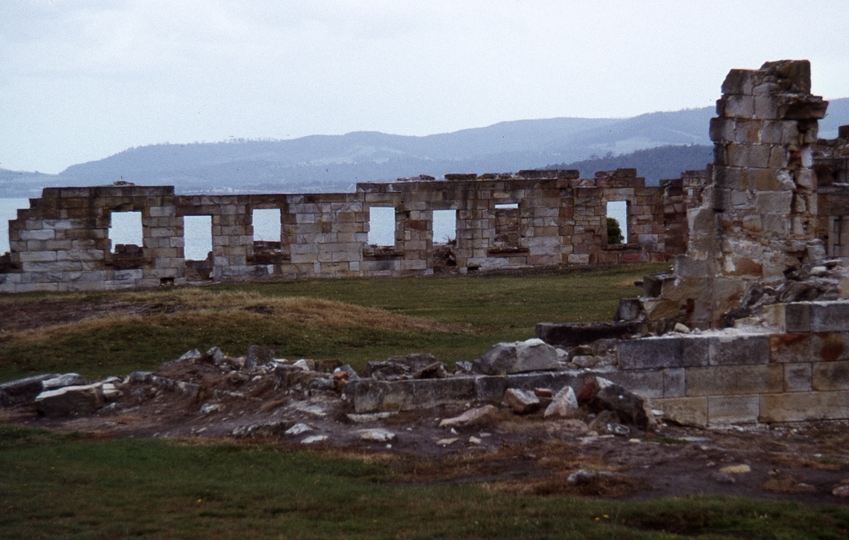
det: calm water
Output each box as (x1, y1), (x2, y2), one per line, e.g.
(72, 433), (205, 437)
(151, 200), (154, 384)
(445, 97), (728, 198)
(0, 198), (29, 254)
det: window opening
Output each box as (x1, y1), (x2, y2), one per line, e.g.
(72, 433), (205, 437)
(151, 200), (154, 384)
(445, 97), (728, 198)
(109, 211), (142, 255)
(251, 208), (283, 264)
(432, 209), (457, 271)
(432, 209), (456, 244)
(0, 198), (29, 254)
(368, 207), (395, 246)
(252, 209), (281, 241)
(493, 203), (521, 250)
(606, 200), (628, 245)
(183, 215), (213, 261)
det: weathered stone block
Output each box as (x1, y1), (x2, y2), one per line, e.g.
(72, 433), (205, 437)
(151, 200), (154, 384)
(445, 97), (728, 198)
(708, 334), (769, 366)
(812, 361), (849, 391)
(351, 377), (478, 413)
(536, 321), (644, 347)
(618, 336), (709, 370)
(654, 397), (708, 427)
(760, 390), (849, 423)
(721, 69), (753, 96)
(810, 301), (849, 332)
(722, 95), (755, 118)
(783, 303), (812, 333)
(784, 362), (812, 392)
(685, 364), (783, 396)
(641, 298), (680, 321)
(0, 374), (60, 406)
(19, 229), (55, 241)
(708, 395), (759, 424)
(663, 368), (686, 398)
(475, 339), (559, 375)
(34, 383), (104, 416)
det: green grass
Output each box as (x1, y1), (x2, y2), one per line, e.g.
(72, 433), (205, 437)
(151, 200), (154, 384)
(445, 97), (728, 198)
(3, 268), (849, 538)
(0, 264), (663, 382)
(1, 425), (847, 539)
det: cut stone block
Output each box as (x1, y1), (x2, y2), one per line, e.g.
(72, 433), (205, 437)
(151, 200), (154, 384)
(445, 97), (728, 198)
(34, 383), (104, 416)
(618, 335), (710, 370)
(784, 363), (812, 392)
(708, 334), (769, 366)
(707, 395), (759, 424)
(760, 391), (849, 423)
(654, 397), (708, 428)
(475, 338), (559, 375)
(685, 364), (783, 396)
(812, 361), (849, 391)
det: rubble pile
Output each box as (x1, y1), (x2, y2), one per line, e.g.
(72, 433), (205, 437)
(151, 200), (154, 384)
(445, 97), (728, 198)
(0, 340), (658, 444)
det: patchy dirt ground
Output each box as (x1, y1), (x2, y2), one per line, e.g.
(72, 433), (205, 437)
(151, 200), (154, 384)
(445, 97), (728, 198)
(0, 297), (178, 334)
(3, 352), (849, 506)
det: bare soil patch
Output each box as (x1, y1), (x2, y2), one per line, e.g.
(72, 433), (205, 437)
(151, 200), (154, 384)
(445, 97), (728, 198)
(3, 353), (848, 507)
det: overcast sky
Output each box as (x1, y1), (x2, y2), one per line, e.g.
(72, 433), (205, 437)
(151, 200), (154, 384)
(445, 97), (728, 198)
(2, 0), (848, 174)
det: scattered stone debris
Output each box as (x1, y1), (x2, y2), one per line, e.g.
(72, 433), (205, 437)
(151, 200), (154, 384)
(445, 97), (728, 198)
(358, 428), (396, 443)
(474, 338), (559, 375)
(543, 386), (578, 418)
(2, 342), (849, 504)
(504, 388), (540, 415)
(438, 405), (497, 428)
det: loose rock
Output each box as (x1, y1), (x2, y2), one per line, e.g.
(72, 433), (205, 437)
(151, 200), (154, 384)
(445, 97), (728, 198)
(577, 376), (655, 431)
(41, 373), (88, 391)
(285, 423), (313, 436)
(474, 338), (559, 375)
(504, 388), (541, 414)
(720, 464), (752, 474)
(34, 383), (104, 416)
(358, 428), (396, 443)
(438, 405), (496, 428)
(544, 385), (579, 418)
(0, 374), (61, 406)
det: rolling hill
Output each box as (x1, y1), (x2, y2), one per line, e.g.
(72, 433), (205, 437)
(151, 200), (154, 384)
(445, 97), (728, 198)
(2, 97), (847, 197)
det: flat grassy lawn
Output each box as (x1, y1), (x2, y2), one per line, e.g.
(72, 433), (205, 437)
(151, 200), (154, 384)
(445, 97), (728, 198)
(1, 426), (847, 539)
(0, 264), (664, 382)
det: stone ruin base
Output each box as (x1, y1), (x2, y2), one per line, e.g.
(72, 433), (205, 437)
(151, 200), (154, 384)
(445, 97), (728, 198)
(349, 300), (849, 427)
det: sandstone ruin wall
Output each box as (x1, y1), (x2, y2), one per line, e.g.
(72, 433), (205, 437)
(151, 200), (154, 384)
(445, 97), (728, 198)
(0, 169), (699, 293)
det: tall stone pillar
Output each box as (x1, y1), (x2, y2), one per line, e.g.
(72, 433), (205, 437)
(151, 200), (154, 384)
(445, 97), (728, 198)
(656, 60), (828, 328)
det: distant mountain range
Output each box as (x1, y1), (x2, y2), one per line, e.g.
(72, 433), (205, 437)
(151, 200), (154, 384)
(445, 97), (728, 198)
(2, 98), (847, 198)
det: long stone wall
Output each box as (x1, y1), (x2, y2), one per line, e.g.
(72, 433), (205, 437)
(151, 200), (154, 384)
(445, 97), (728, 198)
(0, 168), (695, 293)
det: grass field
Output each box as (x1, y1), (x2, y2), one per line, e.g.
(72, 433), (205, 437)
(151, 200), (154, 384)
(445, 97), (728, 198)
(0, 264), (664, 382)
(4, 265), (849, 538)
(2, 425), (849, 539)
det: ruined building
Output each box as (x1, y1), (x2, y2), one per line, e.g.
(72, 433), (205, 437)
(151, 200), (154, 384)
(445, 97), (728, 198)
(4, 61), (845, 297)
(2, 60), (849, 426)
(0, 166), (701, 293)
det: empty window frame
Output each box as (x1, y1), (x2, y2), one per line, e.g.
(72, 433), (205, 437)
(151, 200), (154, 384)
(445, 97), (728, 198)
(432, 209), (457, 244)
(368, 206), (395, 246)
(251, 208), (282, 242)
(606, 200), (628, 245)
(109, 211), (143, 253)
(493, 203), (520, 247)
(183, 215), (213, 261)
